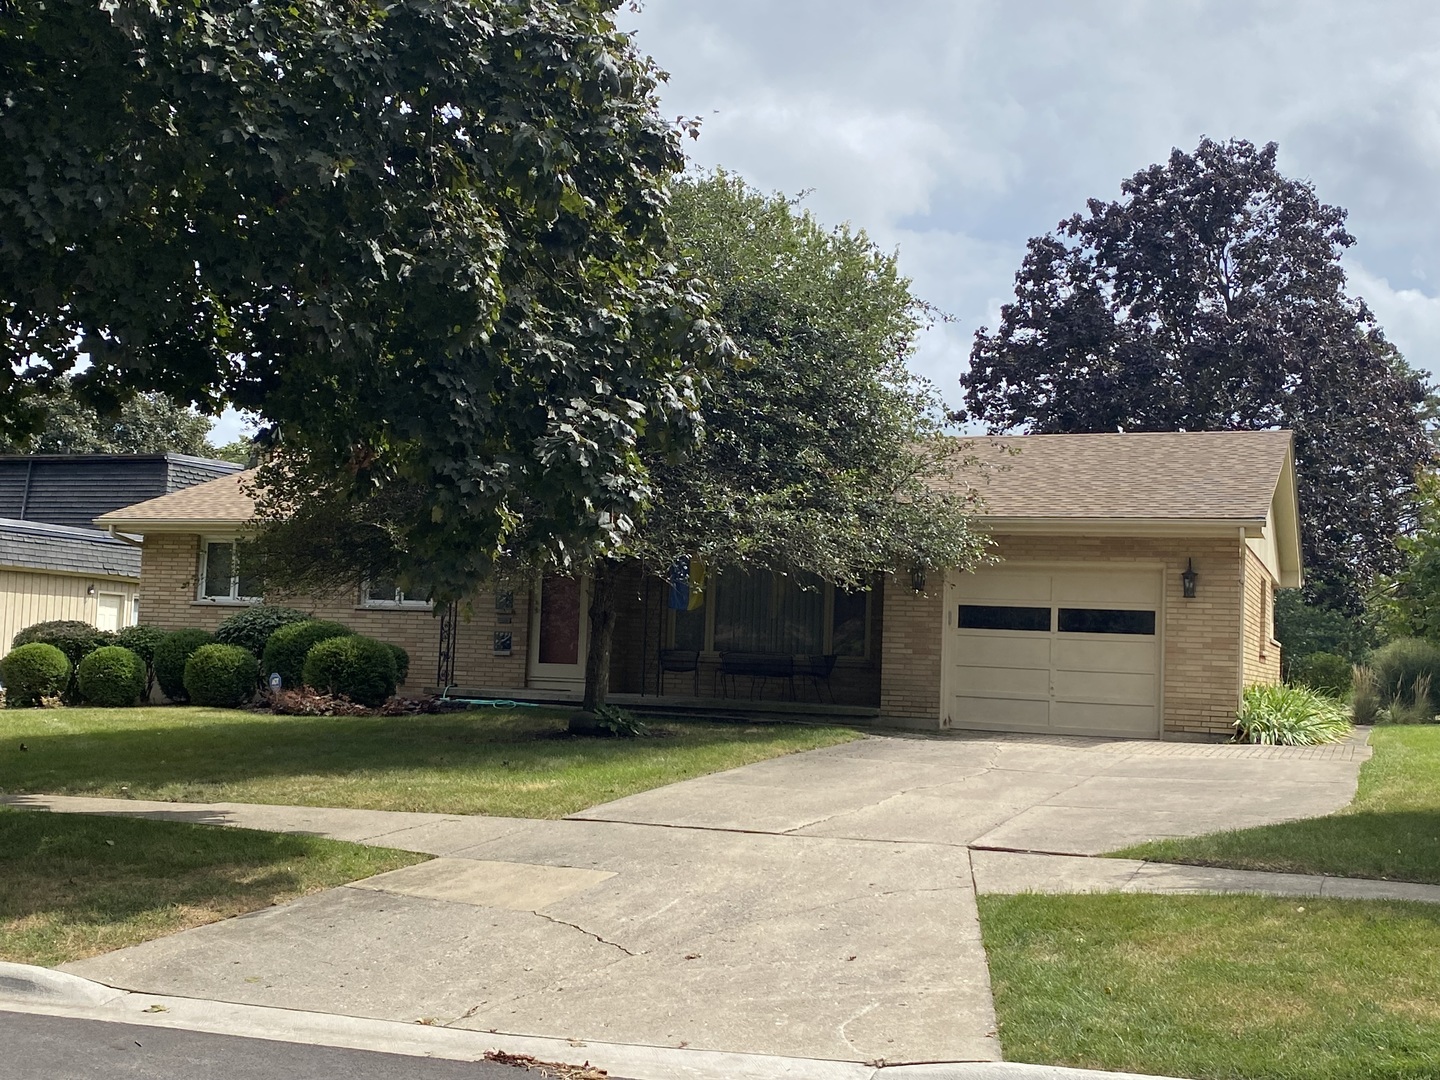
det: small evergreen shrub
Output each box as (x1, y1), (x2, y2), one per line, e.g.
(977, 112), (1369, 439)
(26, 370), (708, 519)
(1287, 652), (1353, 697)
(1367, 638), (1440, 713)
(76, 646), (147, 707)
(183, 643), (260, 708)
(12, 619), (113, 669)
(302, 635), (397, 707)
(213, 605), (309, 659)
(1, 643), (71, 707)
(1234, 683), (1352, 745)
(383, 642), (411, 685)
(114, 624), (167, 697)
(261, 620), (354, 690)
(153, 629), (215, 702)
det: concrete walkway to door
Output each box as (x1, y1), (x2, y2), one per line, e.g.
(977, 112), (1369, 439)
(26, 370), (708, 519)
(16, 729), (1370, 1069)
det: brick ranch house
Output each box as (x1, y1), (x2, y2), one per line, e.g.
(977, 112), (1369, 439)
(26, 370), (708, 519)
(95, 430), (1300, 742)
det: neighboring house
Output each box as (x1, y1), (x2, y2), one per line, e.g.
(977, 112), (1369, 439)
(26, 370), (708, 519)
(0, 454), (242, 651)
(96, 430), (1300, 741)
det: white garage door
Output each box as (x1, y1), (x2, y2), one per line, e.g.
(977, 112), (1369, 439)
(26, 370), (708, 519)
(946, 567), (1162, 738)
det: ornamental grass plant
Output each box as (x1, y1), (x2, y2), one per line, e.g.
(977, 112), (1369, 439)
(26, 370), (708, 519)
(1233, 683), (1351, 745)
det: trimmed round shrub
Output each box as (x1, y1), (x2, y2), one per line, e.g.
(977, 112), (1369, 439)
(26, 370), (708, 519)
(261, 620), (354, 690)
(76, 646), (147, 707)
(12, 619), (113, 668)
(383, 643), (410, 686)
(1288, 651), (1353, 697)
(184, 643), (260, 708)
(1368, 638), (1440, 713)
(213, 605), (309, 659)
(153, 629), (215, 702)
(302, 635), (398, 707)
(114, 624), (167, 696)
(1, 643), (71, 707)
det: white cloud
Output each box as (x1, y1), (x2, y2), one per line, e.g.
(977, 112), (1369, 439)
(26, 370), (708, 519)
(629, 0), (1440, 395)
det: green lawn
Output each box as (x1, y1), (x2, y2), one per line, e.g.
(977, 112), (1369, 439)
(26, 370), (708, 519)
(0, 706), (859, 818)
(1116, 726), (1440, 884)
(980, 892), (1440, 1080)
(0, 805), (423, 967)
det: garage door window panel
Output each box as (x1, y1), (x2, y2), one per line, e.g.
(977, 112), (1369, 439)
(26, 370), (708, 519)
(958, 605), (1052, 632)
(1057, 608), (1156, 635)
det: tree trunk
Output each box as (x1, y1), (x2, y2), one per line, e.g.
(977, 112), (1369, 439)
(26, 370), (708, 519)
(570, 558), (618, 734)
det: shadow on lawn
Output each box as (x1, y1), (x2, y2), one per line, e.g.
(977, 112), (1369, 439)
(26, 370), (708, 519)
(0, 711), (816, 795)
(1123, 809), (1440, 886)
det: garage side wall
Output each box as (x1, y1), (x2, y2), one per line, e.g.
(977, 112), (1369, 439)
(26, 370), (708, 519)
(878, 578), (945, 723)
(136, 533), (531, 694)
(1242, 548), (1282, 687)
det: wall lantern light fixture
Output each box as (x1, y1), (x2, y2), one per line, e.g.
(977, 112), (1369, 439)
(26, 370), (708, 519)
(910, 566), (928, 594)
(1181, 559), (1198, 599)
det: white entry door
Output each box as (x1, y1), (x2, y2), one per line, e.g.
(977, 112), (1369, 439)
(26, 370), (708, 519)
(946, 567), (1162, 738)
(527, 574), (589, 691)
(95, 593), (126, 633)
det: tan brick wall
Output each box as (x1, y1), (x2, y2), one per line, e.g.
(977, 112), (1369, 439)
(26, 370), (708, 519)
(136, 533), (531, 695)
(876, 534), (1250, 739)
(878, 576), (945, 721)
(1242, 548), (1282, 687)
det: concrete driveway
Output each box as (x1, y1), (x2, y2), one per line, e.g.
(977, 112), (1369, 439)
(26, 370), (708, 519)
(59, 730), (1367, 1066)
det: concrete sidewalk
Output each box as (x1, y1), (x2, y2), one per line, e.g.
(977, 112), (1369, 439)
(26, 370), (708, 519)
(3, 729), (1376, 1072)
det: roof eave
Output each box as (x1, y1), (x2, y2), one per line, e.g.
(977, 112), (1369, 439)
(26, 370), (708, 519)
(976, 516), (1271, 538)
(94, 517), (254, 534)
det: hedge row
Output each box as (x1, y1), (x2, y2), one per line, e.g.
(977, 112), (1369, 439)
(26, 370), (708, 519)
(4, 609), (410, 710)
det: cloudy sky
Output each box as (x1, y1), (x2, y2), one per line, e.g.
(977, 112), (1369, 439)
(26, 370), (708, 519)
(623, 0), (1440, 418)
(212, 1), (1440, 441)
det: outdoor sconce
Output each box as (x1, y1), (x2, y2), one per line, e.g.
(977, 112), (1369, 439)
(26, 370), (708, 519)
(86, 584), (96, 596)
(1181, 559), (1198, 599)
(910, 566), (928, 594)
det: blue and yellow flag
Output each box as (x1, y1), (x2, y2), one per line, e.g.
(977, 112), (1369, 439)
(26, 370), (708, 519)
(667, 557), (706, 611)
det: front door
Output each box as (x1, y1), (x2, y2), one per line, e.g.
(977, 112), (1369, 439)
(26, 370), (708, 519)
(528, 573), (589, 691)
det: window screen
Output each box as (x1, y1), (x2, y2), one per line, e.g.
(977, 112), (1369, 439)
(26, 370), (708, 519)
(958, 605), (1051, 632)
(1057, 608), (1156, 635)
(202, 542), (235, 598)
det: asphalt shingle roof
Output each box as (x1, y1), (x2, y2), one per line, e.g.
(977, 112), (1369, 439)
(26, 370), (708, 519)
(95, 469), (258, 529)
(952, 430), (1293, 523)
(0, 518), (141, 579)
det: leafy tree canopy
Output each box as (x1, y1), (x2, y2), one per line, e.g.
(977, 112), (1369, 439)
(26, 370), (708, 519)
(0, 382), (213, 456)
(2, 0), (728, 598)
(643, 170), (985, 586)
(964, 137), (1434, 611)
(1372, 471), (1440, 643)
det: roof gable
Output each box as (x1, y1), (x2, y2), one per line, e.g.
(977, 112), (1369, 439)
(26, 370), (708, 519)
(95, 469), (257, 530)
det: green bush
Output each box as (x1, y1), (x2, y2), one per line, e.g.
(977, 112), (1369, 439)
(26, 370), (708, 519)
(1234, 683), (1352, 745)
(302, 635), (398, 707)
(213, 605), (309, 659)
(1367, 638), (1440, 714)
(183, 643), (260, 708)
(383, 642), (410, 686)
(1, 643), (71, 707)
(261, 620), (354, 690)
(114, 624), (167, 697)
(12, 619), (113, 670)
(76, 646), (147, 707)
(153, 629), (215, 702)
(1287, 652), (1353, 697)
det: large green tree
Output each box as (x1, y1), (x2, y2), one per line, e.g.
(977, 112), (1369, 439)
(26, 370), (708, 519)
(964, 138), (1433, 611)
(0, 383), (213, 455)
(568, 172), (987, 712)
(2, 0), (726, 596)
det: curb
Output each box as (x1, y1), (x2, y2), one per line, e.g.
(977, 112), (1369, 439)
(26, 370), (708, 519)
(0, 962), (125, 1008)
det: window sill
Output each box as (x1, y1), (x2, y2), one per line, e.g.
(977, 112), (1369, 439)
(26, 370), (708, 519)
(356, 604), (433, 612)
(191, 598), (261, 607)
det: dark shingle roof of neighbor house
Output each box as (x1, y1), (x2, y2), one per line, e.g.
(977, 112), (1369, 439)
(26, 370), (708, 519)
(0, 453), (243, 530)
(952, 429), (1295, 524)
(0, 518), (141, 579)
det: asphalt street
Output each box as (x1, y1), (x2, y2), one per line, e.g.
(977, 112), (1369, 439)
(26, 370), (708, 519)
(0, 1010), (622, 1080)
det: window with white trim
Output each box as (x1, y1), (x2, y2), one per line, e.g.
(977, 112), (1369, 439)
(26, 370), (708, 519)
(361, 578), (431, 609)
(197, 539), (262, 603)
